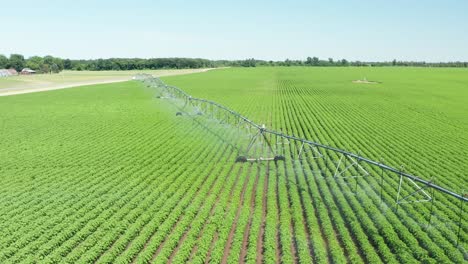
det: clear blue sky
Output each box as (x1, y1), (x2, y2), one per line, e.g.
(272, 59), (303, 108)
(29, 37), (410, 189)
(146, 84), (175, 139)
(1, 0), (467, 61)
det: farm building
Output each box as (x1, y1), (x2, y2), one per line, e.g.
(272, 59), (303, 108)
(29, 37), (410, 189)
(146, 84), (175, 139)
(0, 70), (8, 77)
(20, 68), (36, 75)
(0, 69), (18, 77)
(8, 69), (18, 75)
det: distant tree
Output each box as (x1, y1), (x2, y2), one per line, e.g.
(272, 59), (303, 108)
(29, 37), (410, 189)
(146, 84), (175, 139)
(41, 55), (55, 73)
(312, 57), (319, 66)
(40, 63), (50, 73)
(0, 54), (8, 68)
(25, 56), (44, 71)
(392, 59), (397, 66)
(63, 59), (72, 70)
(44, 55), (53, 63)
(306, 57), (313, 65)
(75, 64), (84, 71)
(240, 58), (256, 67)
(328, 58), (334, 65)
(341, 59), (349, 66)
(354, 60), (364, 66)
(9, 54), (25, 71)
(51, 63), (60, 73)
(53, 57), (64, 72)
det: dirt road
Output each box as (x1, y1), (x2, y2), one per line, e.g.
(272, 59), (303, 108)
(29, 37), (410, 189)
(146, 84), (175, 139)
(0, 68), (215, 97)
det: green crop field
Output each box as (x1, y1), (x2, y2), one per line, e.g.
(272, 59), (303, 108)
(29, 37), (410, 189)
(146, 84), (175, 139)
(0, 67), (466, 263)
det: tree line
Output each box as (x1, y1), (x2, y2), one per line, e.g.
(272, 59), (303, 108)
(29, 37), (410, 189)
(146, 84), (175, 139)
(1, 54), (467, 73)
(245, 57), (468, 68)
(0, 54), (65, 73)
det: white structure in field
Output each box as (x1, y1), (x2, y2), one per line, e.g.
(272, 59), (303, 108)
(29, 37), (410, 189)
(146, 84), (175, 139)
(20, 68), (36, 75)
(0, 69), (18, 77)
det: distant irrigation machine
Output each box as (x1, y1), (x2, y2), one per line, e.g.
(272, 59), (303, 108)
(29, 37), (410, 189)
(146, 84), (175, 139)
(135, 74), (467, 246)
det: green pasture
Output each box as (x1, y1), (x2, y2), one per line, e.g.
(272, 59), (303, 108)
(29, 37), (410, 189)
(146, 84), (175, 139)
(163, 67), (468, 190)
(0, 67), (466, 263)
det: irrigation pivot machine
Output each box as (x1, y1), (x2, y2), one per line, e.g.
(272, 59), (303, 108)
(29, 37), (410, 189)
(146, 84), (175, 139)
(136, 74), (467, 248)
